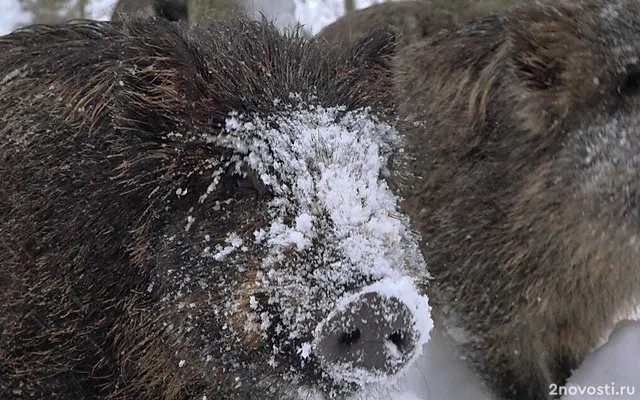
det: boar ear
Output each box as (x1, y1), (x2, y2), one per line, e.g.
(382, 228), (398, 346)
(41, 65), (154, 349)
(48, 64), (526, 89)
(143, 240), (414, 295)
(507, 9), (576, 91)
(349, 27), (397, 70)
(506, 6), (583, 129)
(114, 19), (212, 134)
(154, 0), (189, 22)
(339, 28), (397, 110)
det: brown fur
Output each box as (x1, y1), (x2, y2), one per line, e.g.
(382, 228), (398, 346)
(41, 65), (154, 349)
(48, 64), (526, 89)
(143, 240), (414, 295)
(396, 0), (640, 399)
(317, 1), (456, 47)
(316, 0), (529, 47)
(111, 0), (188, 22)
(431, 0), (529, 20)
(0, 17), (401, 399)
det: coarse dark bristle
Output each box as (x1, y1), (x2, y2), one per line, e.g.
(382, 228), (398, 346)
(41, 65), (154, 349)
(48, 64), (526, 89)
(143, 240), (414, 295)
(0, 15), (400, 400)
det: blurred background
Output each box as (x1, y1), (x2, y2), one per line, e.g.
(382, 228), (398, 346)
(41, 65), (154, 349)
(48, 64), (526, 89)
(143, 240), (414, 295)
(0, 0), (527, 36)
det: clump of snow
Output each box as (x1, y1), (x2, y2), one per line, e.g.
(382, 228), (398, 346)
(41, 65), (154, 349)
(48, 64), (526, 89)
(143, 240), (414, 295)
(217, 104), (428, 328)
(203, 232), (246, 261)
(299, 342), (313, 359)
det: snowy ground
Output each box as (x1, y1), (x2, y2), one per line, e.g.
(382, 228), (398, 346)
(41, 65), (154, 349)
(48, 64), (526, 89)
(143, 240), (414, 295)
(400, 317), (640, 400)
(0, 0), (639, 399)
(565, 319), (640, 400)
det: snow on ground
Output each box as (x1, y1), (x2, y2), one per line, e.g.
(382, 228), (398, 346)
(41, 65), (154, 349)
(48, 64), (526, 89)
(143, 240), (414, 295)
(0, 0), (639, 399)
(399, 316), (640, 400)
(398, 329), (495, 400)
(563, 319), (640, 400)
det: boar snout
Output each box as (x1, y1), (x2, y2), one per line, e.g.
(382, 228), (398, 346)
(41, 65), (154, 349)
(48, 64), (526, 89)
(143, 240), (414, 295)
(313, 278), (428, 384)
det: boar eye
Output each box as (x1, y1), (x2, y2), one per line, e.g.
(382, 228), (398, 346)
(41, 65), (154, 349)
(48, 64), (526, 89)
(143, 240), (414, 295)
(620, 70), (640, 95)
(235, 177), (256, 193)
(233, 174), (265, 197)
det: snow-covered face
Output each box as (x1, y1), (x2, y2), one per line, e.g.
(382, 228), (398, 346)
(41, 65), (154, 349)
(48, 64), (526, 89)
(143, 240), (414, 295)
(187, 101), (432, 397)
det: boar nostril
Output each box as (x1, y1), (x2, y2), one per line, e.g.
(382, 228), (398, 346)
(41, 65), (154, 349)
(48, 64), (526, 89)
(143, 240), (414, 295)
(340, 328), (362, 347)
(314, 290), (424, 382)
(388, 330), (407, 350)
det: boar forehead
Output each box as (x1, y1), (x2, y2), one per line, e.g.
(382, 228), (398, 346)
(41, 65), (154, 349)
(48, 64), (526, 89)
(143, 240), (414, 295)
(210, 102), (427, 335)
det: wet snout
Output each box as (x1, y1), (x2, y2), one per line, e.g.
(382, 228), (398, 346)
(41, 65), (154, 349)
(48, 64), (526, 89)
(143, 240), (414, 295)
(313, 279), (429, 384)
